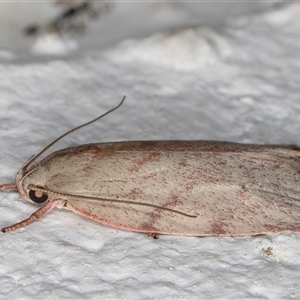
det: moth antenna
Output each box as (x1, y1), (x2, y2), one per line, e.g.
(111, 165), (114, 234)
(22, 96), (126, 173)
(28, 185), (198, 219)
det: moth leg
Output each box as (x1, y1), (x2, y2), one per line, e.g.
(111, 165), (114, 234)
(1, 199), (66, 233)
(0, 184), (17, 191)
(147, 233), (160, 239)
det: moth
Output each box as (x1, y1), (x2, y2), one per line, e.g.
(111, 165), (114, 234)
(1, 97), (300, 236)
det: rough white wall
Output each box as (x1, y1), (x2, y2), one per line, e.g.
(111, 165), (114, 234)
(0, 2), (300, 299)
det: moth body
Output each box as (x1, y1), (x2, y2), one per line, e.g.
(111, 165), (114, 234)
(3, 140), (300, 236)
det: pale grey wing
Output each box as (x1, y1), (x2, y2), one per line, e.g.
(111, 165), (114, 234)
(39, 143), (300, 236)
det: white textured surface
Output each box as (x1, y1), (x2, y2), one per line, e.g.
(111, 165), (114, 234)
(1, 2), (300, 299)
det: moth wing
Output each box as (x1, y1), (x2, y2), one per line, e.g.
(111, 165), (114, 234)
(40, 142), (300, 236)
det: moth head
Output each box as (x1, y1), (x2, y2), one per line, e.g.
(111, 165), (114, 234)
(16, 164), (49, 204)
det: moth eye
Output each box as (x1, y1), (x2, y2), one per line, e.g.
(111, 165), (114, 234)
(28, 189), (48, 203)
